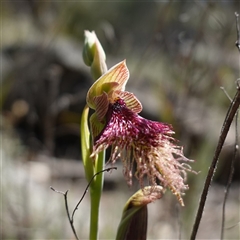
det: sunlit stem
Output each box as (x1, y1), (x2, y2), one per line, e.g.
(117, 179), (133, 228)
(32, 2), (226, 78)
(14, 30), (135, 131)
(82, 30), (107, 239)
(89, 150), (105, 240)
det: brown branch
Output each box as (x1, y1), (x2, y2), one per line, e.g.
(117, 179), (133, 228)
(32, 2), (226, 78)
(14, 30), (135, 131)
(51, 167), (117, 240)
(190, 88), (240, 240)
(190, 12), (240, 239)
(220, 12), (240, 239)
(220, 108), (239, 240)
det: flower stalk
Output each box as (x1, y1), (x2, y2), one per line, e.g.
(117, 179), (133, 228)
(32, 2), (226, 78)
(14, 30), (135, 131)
(81, 30), (107, 240)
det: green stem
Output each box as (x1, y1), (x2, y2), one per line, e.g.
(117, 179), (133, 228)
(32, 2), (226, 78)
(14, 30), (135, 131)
(81, 104), (106, 239)
(89, 150), (105, 240)
(82, 30), (107, 239)
(80, 104), (103, 239)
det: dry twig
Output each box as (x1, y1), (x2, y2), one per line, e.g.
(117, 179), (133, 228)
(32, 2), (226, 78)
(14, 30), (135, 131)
(220, 12), (240, 240)
(190, 12), (240, 240)
(51, 167), (117, 240)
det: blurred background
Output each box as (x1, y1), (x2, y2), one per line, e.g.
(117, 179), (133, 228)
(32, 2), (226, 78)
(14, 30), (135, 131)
(1, 1), (240, 239)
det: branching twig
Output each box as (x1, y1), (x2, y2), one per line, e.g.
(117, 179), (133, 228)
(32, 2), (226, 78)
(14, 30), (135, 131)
(220, 12), (240, 239)
(51, 167), (117, 240)
(50, 188), (79, 240)
(71, 167), (117, 220)
(190, 90), (240, 240)
(190, 12), (240, 240)
(220, 86), (232, 101)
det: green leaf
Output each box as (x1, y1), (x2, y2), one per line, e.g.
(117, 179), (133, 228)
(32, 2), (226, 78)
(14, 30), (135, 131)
(80, 104), (93, 182)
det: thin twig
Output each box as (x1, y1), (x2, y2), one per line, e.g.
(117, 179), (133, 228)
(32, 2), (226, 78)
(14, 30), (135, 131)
(71, 167), (117, 220)
(235, 12), (240, 52)
(220, 13), (240, 239)
(50, 187), (79, 240)
(220, 86), (232, 101)
(51, 167), (117, 240)
(220, 108), (239, 240)
(50, 186), (66, 195)
(190, 12), (240, 240)
(225, 221), (240, 230)
(190, 89), (240, 240)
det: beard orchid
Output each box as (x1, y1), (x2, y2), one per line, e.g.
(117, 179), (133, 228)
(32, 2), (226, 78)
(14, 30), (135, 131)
(86, 60), (193, 206)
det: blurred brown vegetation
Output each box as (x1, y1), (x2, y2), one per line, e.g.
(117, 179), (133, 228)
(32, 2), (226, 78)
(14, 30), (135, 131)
(1, 1), (240, 239)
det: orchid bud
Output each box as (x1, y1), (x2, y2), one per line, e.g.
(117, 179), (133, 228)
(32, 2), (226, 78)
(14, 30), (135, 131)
(116, 186), (165, 240)
(83, 30), (107, 80)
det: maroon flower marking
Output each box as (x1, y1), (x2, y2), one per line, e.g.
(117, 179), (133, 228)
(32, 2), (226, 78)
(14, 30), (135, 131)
(92, 98), (193, 206)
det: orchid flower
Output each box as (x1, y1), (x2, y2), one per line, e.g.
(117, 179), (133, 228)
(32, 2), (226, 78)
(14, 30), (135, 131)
(86, 60), (193, 206)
